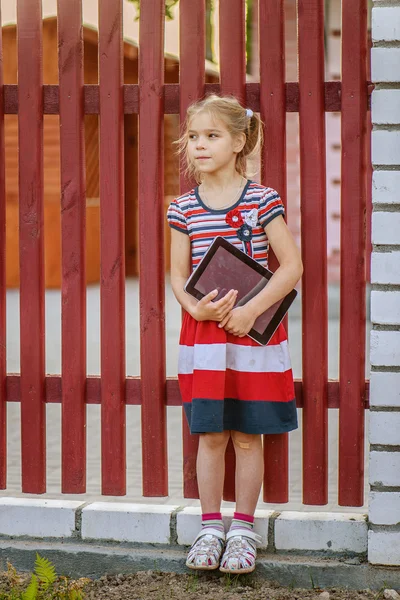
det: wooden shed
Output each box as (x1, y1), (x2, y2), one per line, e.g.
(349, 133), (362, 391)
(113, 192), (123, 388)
(4, 17), (218, 287)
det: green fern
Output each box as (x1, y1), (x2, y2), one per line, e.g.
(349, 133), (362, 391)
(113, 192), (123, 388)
(33, 554), (57, 590)
(21, 573), (38, 600)
(1, 555), (89, 600)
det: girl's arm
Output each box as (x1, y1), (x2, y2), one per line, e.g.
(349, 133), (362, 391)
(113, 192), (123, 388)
(169, 228), (198, 315)
(170, 228), (237, 321)
(245, 215), (303, 318)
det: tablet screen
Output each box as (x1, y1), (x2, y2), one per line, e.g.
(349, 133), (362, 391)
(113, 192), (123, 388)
(192, 245), (285, 336)
(185, 237), (297, 345)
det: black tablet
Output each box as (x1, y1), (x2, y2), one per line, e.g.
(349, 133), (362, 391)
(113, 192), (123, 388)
(184, 236), (297, 345)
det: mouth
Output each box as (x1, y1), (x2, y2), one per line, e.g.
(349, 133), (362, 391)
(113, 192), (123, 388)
(196, 157), (211, 160)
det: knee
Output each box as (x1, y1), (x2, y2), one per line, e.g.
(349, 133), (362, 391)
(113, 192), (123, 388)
(231, 431), (262, 451)
(199, 431), (230, 452)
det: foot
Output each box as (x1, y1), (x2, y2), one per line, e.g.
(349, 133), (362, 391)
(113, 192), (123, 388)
(186, 527), (226, 571)
(219, 528), (262, 574)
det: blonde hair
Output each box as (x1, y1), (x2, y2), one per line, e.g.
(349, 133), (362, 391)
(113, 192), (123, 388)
(176, 94), (263, 183)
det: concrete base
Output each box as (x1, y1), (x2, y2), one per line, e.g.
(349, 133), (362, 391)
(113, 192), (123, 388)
(0, 498), (398, 585)
(0, 540), (400, 590)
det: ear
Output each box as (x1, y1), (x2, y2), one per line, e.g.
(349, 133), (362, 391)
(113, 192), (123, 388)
(233, 132), (246, 154)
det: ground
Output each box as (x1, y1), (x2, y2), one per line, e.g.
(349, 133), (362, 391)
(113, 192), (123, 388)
(0, 569), (380, 600)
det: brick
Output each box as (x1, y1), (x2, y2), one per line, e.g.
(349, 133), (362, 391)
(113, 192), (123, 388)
(370, 411), (400, 445)
(370, 451), (400, 487)
(369, 492), (400, 525)
(371, 291), (400, 325)
(370, 372), (400, 407)
(372, 7), (400, 42)
(371, 252), (400, 285)
(368, 530), (400, 565)
(274, 512), (367, 553)
(372, 131), (400, 166)
(372, 48), (400, 83)
(81, 503), (178, 544)
(0, 498), (83, 538)
(372, 90), (400, 125)
(373, 171), (400, 205)
(176, 507), (271, 548)
(372, 212), (400, 245)
(370, 331), (400, 366)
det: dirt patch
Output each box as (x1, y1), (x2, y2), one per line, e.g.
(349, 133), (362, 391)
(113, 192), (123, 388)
(83, 571), (379, 599)
(1, 570), (379, 600)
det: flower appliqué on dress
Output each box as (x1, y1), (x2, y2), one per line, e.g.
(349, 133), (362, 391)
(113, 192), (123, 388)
(237, 223), (253, 242)
(226, 209), (254, 257)
(225, 208), (244, 229)
(244, 208), (258, 228)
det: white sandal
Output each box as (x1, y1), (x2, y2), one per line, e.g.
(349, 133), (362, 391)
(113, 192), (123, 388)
(186, 527), (226, 571)
(219, 528), (262, 574)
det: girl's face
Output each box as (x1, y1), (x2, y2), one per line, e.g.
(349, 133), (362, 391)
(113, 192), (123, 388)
(187, 111), (245, 177)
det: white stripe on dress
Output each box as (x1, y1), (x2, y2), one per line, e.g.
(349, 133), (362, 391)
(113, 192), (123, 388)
(178, 343), (226, 373)
(178, 340), (291, 374)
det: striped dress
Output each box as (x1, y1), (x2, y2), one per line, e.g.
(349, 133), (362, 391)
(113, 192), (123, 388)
(167, 180), (298, 435)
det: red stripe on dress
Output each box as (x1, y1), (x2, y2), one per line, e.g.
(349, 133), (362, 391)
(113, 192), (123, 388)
(180, 319), (288, 348)
(179, 371), (225, 403)
(192, 370), (226, 400)
(179, 369), (294, 403)
(225, 369), (294, 402)
(179, 373), (194, 404)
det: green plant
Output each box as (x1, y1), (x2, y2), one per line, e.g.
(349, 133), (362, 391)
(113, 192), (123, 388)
(0, 554), (90, 600)
(374, 582), (388, 600)
(185, 572), (198, 593)
(223, 573), (242, 589)
(309, 570), (317, 590)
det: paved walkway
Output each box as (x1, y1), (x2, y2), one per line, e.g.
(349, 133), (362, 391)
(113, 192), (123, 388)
(4, 279), (371, 512)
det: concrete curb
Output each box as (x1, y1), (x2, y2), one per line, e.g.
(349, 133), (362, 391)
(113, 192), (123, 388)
(6, 498), (399, 588)
(0, 499), (368, 556)
(0, 540), (399, 590)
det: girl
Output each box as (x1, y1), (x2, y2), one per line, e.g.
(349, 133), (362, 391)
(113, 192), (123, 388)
(167, 95), (303, 574)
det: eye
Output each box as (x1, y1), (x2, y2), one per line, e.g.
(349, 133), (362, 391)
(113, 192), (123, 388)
(188, 134), (197, 140)
(209, 133), (218, 138)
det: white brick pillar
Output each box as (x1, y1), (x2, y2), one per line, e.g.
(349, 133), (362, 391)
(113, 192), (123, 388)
(369, 1), (400, 567)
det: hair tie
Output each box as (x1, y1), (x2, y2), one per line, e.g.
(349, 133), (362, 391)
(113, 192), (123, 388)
(246, 108), (254, 118)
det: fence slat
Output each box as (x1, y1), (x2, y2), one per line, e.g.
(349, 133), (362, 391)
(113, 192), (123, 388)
(260, 0), (289, 505)
(338, 0), (368, 507)
(57, 0), (87, 493)
(179, 0), (205, 500)
(219, 0), (246, 103)
(298, 0), (328, 505)
(99, 0), (126, 495)
(219, 0), (246, 503)
(139, 0), (168, 496)
(17, 0), (46, 493)
(0, 1), (6, 490)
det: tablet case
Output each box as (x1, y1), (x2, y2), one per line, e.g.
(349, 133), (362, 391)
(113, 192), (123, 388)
(184, 236), (297, 345)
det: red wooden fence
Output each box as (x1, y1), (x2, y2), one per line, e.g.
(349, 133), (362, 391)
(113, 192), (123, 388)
(0, 0), (371, 506)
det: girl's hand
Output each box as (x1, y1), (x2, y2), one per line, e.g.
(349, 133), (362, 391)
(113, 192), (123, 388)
(218, 305), (256, 337)
(191, 289), (238, 322)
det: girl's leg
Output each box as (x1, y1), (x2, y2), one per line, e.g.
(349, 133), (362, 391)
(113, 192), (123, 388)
(197, 430), (231, 512)
(231, 431), (263, 514)
(186, 431), (230, 570)
(219, 431), (263, 574)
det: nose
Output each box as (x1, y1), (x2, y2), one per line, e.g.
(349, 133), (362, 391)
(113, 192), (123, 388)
(195, 136), (206, 149)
